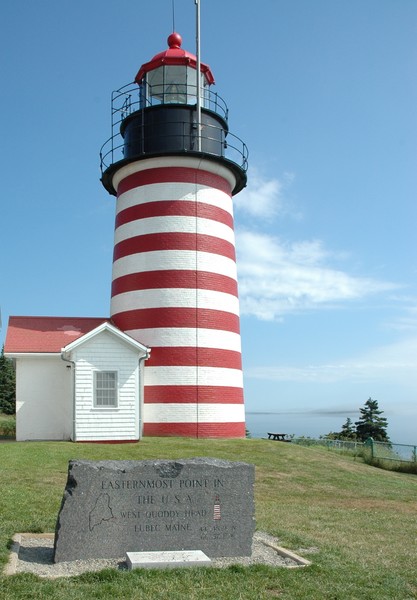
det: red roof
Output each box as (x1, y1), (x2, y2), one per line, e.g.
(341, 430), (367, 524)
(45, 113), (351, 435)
(4, 316), (110, 353)
(135, 32), (215, 85)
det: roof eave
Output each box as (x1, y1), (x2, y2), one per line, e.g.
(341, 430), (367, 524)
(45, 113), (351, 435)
(135, 58), (215, 86)
(62, 321), (150, 356)
(5, 352), (61, 358)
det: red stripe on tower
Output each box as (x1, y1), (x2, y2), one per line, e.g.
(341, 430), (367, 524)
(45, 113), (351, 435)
(145, 347), (242, 369)
(143, 422), (246, 438)
(116, 200), (234, 229)
(111, 271), (238, 296)
(117, 166), (232, 197)
(144, 386), (244, 404)
(111, 307), (240, 333)
(101, 32), (248, 438)
(113, 232), (236, 262)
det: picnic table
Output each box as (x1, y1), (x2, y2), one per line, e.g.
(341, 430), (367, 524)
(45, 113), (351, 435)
(267, 432), (291, 442)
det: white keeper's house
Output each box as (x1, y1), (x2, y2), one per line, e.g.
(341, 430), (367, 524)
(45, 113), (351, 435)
(5, 317), (149, 442)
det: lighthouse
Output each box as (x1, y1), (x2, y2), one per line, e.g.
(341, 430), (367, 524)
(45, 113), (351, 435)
(100, 32), (248, 438)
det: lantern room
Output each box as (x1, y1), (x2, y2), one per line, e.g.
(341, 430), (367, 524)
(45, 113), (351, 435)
(135, 32), (214, 107)
(100, 32), (248, 196)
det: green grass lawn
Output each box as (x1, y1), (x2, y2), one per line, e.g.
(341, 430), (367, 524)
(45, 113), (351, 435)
(0, 438), (416, 599)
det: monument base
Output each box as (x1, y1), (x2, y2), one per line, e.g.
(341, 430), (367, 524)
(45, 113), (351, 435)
(126, 550), (211, 570)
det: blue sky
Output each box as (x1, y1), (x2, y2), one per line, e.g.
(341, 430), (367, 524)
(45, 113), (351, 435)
(1, 0), (416, 442)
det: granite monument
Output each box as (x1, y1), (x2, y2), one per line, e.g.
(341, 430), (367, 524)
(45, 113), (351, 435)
(53, 458), (255, 562)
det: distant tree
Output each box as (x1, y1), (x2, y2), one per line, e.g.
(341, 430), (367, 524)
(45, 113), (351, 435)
(321, 418), (357, 441)
(355, 398), (389, 442)
(339, 417), (357, 440)
(320, 431), (339, 440)
(0, 346), (16, 415)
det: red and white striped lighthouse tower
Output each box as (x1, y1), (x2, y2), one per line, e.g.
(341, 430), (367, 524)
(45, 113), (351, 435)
(100, 31), (248, 437)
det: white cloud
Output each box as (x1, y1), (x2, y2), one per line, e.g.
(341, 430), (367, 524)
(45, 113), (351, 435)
(236, 230), (396, 321)
(384, 298), (417, 332)
(233, 169), (296, 220)
(245, 336), (417, 387)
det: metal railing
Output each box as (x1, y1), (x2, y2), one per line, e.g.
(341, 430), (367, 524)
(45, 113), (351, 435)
(100, 120), (248, 174)
(109, 81), (229, 124)
(292, 437), (364, 453)
(364, 438), (417, 463)
(292, 436), (417, 464)
(99, 82), (247, 175)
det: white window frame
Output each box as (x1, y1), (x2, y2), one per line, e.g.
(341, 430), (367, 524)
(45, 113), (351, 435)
(94, 370), (118, 408)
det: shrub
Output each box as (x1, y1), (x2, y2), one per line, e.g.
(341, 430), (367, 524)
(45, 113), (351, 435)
(0, 418), (16, 438)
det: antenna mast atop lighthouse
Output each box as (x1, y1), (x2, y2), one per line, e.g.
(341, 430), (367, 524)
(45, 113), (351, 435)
(195, 0), (202, 152)
(100, 14), (248, 438)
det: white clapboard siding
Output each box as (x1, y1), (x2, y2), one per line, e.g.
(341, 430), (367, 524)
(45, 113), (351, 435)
(72, 330), (140, 441)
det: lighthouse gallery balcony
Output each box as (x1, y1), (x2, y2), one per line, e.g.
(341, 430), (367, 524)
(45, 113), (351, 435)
(100, 82), (248, 196)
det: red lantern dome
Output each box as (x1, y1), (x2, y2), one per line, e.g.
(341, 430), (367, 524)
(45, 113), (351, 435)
(135, 32), (215, 86)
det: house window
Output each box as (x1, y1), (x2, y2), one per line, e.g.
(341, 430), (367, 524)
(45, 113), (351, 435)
(94, 371), (118, 408)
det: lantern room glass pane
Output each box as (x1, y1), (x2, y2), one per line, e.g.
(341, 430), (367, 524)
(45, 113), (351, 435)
(164, 66), (187, 103)
(144, 65), (208, 106)
(146, 66), (164, 103)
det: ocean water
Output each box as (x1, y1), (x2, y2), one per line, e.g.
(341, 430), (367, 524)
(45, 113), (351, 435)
(245, 411), (416, 445)
(245, 412), (342, 440)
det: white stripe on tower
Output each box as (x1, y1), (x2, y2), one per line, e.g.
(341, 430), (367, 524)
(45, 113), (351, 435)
(110, 157), (245, 438)
(111, 289), (240, 315)
(112, 251), (237, 281)
(126, 328), (242, 351)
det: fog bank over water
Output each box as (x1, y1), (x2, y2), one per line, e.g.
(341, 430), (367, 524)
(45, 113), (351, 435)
(245, 411), (416, 446)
